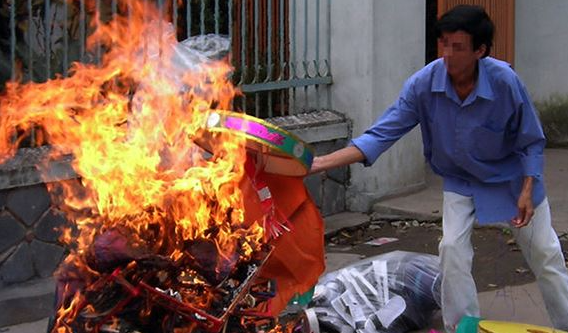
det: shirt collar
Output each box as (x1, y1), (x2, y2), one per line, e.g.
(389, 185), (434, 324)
(431, 58), (495, 102)
(431, 60), (447, 93)
(475, 58), (494, 101)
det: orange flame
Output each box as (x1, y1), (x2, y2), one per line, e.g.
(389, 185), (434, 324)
(0, 0), (265, 320)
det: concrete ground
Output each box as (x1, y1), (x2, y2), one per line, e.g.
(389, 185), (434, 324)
(2, 149), (567, 333)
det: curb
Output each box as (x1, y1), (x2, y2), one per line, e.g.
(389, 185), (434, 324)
(371, 203), (442, 222)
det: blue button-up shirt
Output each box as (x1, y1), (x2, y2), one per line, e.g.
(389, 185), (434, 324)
(351, 57), (546, 224)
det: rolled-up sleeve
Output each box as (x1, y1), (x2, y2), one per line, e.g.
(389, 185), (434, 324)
(513, 77), (546, 179)
(350, 79), (420, 166)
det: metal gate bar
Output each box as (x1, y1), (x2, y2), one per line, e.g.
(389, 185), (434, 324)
(3, 0), (332, 118)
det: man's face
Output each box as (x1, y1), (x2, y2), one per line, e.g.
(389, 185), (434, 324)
(438, 31), (485, 80)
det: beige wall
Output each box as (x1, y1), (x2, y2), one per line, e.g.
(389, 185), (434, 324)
(515, 0), (568, 101)
(329, 0), (426, 211)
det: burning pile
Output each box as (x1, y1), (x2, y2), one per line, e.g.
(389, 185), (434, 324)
(50, 226), (276, 333)
(0, 1), (324, 332)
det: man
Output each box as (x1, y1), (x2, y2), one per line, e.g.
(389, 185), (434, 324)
(310, 5), (568, 332)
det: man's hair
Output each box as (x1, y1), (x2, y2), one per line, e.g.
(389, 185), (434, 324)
(435, 5), (494, 58)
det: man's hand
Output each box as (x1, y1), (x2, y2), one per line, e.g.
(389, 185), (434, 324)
(310, 156), (326, 174)
(308, 146), (365, 175)
(511, 176), (534, 228)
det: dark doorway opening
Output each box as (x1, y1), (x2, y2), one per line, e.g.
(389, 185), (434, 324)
(425, 0), (438, 65)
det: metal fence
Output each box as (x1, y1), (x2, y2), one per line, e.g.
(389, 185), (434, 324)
(0, 0), (332, 118)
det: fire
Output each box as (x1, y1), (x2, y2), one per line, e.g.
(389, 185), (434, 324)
(0, 1), (266, 331)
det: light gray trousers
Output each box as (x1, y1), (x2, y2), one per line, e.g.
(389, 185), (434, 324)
(439, 191), (568, 332)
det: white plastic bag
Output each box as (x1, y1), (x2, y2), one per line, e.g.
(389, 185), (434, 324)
(309, 251), (441, 333)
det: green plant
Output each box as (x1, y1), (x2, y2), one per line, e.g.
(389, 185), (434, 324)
(535, 93), (568, 148)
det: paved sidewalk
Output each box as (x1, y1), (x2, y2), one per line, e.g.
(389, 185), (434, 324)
(374, 148), (568, 233)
